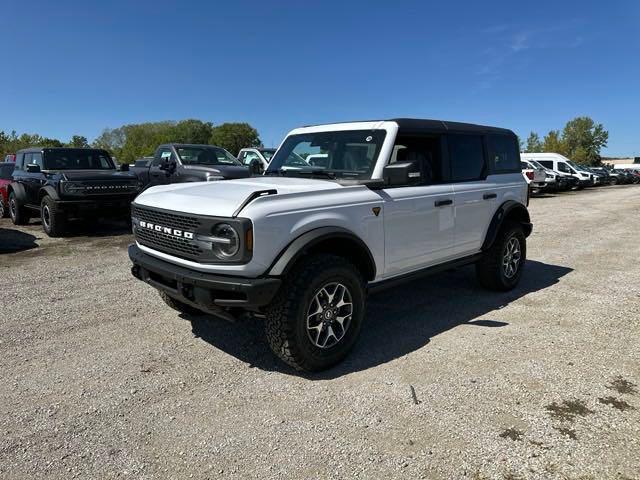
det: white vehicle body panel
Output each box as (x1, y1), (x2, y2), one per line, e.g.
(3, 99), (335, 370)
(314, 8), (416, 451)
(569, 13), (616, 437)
(521, 153), (590, 183)
(133, 121), (528, 282)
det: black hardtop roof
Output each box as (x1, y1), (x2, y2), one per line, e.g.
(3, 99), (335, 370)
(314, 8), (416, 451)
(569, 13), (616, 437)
(16, 147), (110, 153)
(303, 118), (516, 136)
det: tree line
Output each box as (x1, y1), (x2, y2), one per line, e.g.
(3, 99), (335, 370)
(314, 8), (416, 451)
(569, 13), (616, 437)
(1, 116), (608, 166)
(0, 120), (261, 164)
(523, 116), (608, 166)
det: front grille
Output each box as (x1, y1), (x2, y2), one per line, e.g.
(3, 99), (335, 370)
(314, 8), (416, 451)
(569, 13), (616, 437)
(132, 205), (203, 261)
(132, 205), (201, 231)
(77, 181), (139, 194)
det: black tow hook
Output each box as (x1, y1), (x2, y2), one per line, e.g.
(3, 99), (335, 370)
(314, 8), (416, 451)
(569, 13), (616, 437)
(131, 265), (142, 280)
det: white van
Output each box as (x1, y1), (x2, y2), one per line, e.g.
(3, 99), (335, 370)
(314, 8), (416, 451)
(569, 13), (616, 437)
(521, 153), (593, 189)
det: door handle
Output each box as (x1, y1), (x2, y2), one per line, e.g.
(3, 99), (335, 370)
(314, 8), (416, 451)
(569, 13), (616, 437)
(483, 193), (497, 200)
(434, 199), (453, 207)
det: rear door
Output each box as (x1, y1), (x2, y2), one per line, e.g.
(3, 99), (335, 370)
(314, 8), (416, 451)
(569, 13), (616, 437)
(449, 134), (495, 256)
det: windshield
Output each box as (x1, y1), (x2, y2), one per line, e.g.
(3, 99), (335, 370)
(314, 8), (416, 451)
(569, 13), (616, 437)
(44, 149), (114, 170)
(266, 130), (387, 179)
(260, 150), (275, 161)
(176, 146), (240, 166)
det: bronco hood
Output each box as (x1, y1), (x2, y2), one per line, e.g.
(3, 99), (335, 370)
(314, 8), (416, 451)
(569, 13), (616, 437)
(60, 170), (138, 181)
(134, 176), (348, 217)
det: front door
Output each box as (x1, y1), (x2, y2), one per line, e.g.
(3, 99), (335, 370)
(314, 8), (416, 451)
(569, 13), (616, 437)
(381, 135), (456, 278)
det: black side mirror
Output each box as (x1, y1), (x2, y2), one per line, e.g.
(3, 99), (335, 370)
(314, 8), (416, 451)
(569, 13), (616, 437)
(383, 162), (420, 186)
(26, 164), (41, 173)
(160, 158), (177, 174)
(250, 160), (263, 175)
(119, 163), (129, 172)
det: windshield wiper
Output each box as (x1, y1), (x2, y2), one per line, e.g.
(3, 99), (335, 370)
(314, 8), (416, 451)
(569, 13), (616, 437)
(286, 169), (337, 179)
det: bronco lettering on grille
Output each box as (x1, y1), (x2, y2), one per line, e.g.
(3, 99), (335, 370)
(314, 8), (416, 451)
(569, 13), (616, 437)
(138, 220), (194, 239)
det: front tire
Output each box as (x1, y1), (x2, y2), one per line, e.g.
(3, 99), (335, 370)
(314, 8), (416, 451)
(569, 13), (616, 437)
(0, 199), (7, 218)
(476, 222), (526, 291)
(40, 196), (67, 237)
(265, 254), (366, 371)
(159, 291), (203, 316)
(9, 192), (30, 225)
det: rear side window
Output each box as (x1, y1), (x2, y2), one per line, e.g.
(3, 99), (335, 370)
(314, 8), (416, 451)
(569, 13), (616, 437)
(538, 160), (553, 169)
(487, 134), (520, 173)
(448, 134), (485, 182)
(15, 153), (25, 170)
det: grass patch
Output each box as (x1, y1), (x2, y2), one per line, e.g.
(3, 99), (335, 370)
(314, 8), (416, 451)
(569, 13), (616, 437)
(545, 399), (594, 422)
(598, 396), (635, 411)
(608, 376), (638, 395)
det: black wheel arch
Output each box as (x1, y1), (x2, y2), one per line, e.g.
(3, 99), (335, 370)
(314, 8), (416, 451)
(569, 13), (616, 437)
(38, 186), (60, 202)
(7, 182), (27, 203)
(267, 227), (377, 281)
(482, 201), (532, 251)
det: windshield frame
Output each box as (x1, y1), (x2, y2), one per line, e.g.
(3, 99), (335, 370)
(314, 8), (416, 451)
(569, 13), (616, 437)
(265, 129), (388, 181)
(176, 146), (241, 166)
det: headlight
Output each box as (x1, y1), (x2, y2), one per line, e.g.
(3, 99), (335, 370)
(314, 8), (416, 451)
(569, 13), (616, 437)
(210, 223), (240, 258)
(60, 180), (84, 194)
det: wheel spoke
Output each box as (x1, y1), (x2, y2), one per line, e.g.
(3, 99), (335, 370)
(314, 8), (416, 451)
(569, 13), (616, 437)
(306, 282), (353, 349)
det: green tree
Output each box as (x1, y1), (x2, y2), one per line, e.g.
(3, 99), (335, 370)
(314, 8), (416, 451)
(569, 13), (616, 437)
(93, 127), (126, 154)
(209, 122), (261, 156)
(561, 116), (608, 166)
(525, 132), (543, 153)
(68, 135), (89, 148)
(543, 130), (566, 155)
(172, 119), (214, 144)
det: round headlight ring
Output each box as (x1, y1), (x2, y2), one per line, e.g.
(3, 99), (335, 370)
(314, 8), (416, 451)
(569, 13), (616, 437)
(212, 223), (240, 258)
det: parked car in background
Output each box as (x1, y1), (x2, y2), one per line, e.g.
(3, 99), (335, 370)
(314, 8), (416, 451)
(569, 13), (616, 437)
(4, 154), (16, 163)
(237, 148), (276, 174)
(524, 153), (592, 189)
(626, 169), (640, 184)
(8, 147), (142, 236)
(128, 118), (532, 371)
(130, 144), (250, 189)
(587, 166), (612, 185)
(0, 162), (15, 217)
(521, 159), (548, 191)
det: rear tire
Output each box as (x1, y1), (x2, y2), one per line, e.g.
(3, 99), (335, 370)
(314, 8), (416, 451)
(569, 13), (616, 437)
(40, 196), (67, 237)
(159, 291), (203, 316)
(9, 192), (30, 225)
(476, 222), (526, 291)
(265, 254), (366, 371)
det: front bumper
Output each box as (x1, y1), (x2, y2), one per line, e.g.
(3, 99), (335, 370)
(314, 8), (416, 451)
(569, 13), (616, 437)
(128, 244), (281, 318)
(54, 196), (136, 217)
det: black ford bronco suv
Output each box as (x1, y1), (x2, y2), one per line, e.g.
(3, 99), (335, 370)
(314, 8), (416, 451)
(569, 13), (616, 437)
(9, 147), (141, 236)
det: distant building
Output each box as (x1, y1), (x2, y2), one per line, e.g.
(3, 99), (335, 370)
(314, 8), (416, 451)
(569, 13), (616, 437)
(601, 157), (635, 166)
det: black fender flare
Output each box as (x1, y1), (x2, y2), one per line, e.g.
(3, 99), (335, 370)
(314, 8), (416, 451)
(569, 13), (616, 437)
(482, 201), (533, 251)
(38, 185), (60, 202)
(7, 182), (27, 204)
(267, 226), (377, 280)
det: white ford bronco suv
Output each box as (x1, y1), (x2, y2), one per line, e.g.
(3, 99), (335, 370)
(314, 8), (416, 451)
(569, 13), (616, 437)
(129, 119), (532, 371)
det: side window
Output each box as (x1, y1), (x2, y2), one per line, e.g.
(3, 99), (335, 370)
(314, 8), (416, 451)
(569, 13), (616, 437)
(14, 153), (24, 170)
(153, 149), (172, 166)
(538, 160), (552, 169)
(448, 135), (485, 182)
(32, 153), (43, 168)
(557, 162), (571, 174)
(487, 134), (519, 173)
(242, 151), (260, 165)
(24, 153), (33, 166)
(390, 135), (443, 185)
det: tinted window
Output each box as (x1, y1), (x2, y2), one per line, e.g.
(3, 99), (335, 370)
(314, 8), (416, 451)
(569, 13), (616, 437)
(176, 146), (239, 166)
(0, 163), (14, 179)
(557, 162), (571, 174)
(448, 135), (485, 182)
(32, 153), (43, 168)
(24, 153), (33, 166)
(487, 135), (519, 173)
(153, 149), (172, 166)
(390, 135), (443, 185)
(538, 160), (553, 169)
(44, 149), (114, 170)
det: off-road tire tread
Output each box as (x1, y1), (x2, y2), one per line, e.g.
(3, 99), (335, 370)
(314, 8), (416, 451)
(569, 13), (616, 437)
(41, 196), (67, 237)
(9, 192), (30, 225)
(476, 221), (525, 291)
(264, 254), (365, 371)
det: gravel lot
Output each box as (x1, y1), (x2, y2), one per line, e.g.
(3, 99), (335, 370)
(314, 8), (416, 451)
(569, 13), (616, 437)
(1, 185), (639, 480)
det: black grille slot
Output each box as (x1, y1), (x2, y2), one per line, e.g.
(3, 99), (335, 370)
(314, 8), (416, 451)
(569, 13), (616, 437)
(81, 181), (138, 194)
(132, 206), (203, 261)
(132, 205), (201, 231)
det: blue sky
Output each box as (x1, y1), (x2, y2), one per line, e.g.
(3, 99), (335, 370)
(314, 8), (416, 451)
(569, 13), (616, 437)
(1, 0), (639, 156)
